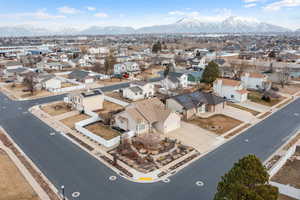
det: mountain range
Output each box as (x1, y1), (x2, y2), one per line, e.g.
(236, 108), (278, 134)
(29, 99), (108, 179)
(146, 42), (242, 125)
(0, 16), (298, 37)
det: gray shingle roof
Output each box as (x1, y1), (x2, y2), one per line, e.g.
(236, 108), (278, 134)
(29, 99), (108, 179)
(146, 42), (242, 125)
(171, 91), (225, 110)
(68, 70), (90, 80)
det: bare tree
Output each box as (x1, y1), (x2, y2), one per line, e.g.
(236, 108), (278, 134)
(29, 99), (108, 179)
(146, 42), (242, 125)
(23, 73), (36, 95)
(92, 62), (102, 73)
(104, 50), (116, 75)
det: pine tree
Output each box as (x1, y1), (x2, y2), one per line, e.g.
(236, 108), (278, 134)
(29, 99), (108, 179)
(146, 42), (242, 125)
(202, 61), (220, 85)
(214, 155), (278, 200)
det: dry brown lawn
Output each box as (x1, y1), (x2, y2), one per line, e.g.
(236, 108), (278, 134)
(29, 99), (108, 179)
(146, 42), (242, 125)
(271, 158), (300, 189)
(60, 114), (90, 129)
(0, 149), (39, 200)
(275, 83), (300, 95)
(278, 194), (297, 200)
(95, 101), (124, 115)
(189, 114), (242, 135)
(41, 102), (71, 116)
(85, 122), (120, 140)
(61, 82), (77, 88)
(248, 91), (283, 107)
(105, 92), (132, 103)
(4, 83), (52, 99)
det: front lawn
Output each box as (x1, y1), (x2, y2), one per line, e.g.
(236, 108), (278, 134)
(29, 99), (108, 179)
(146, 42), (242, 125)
(41, 102), (72, 116)
(60, 114), (90, 129)
(189, 114), (242, 135)
(248, 91), (282, 107)
(84, 122), (120, 140)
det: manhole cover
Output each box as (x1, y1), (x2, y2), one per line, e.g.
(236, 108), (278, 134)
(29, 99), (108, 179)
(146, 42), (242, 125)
(72, 192), (80, 198)
(162, 178), (170, 183)
(196, 181), (204, 187)
(109, 176), (117, 181)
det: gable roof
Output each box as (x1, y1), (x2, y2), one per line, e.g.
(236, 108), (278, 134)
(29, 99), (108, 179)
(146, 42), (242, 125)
(241, 72), (265, 78)
(68, 70), (90, 80)
(129, 86), (143, 93)
(216, 78), (241, 87)
(171, 91), (225, 110)
(125, 98), (172, 124)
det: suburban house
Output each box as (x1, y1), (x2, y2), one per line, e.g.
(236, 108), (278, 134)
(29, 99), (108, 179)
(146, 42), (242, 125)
(35, 74), (62, 90)
(160, 72), (188, 90)
(213, 78), (248, 102)
(4, 61), (23, 69)
(122, 81), (155, 101)
(67, 89), (104, 112)
(241, 72), (270, 90)
(114, 98), (181, 135)
(3, 67), (30, 78)
(166, 91), (226, 120)
(68, 70), (94, 83)
(113, 62), (140, 75)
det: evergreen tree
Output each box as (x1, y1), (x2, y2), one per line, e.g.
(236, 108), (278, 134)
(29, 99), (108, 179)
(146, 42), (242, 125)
(201, 61), (220, 85)
(214, 155), (278, 200)
(152, 41), (162, 53)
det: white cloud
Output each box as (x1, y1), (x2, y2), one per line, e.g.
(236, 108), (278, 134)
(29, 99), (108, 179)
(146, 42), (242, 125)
(94, 13), (108, 18)
(244, 3), (257, 7)
(57, 6), (80, 14)
(0, 9), (65, 20)
(264, 0), (300, 11)
(86, 6), (96, 11)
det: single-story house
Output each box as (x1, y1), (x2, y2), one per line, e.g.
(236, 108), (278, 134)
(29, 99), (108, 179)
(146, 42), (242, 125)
(68, 70), (94, 83)
(166, 91), (226, 120)
(213, 78), (248, 103)
(114, 98), (181, 135)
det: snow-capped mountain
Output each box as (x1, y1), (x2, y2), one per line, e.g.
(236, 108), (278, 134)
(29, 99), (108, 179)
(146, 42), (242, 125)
(0, 16), (291, 37)
(138, 16), (290, 33)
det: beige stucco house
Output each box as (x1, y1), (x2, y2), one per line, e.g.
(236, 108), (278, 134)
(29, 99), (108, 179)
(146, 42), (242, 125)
(114, 98), (180, 135)
(67, 89), (104, 112)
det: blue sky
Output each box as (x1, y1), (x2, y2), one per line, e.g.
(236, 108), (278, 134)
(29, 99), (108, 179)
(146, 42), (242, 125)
(0, 0), (299, 30)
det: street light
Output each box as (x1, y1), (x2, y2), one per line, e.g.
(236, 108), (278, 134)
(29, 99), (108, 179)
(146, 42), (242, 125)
(61, 185), (65, 200)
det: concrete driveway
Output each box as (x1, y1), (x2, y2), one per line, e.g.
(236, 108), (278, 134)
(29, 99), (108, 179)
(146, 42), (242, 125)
(165, 121), (223, 153)
(237, 101), (270, 113)
(220, 106), (257, 123)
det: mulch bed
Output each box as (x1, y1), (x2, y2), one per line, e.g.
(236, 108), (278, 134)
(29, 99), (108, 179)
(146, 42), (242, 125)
(169, 153), (200, 171)
(100, 155), (133, 177)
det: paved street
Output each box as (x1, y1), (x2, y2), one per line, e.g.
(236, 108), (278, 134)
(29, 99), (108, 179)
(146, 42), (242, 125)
(0, 82), (300, 200)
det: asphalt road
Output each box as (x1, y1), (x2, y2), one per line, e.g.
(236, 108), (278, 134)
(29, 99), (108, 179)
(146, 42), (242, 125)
(0, 82), (300, 200)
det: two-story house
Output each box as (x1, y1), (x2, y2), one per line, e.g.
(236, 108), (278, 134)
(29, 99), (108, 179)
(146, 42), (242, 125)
(161, 72), (188, 90)
(213, 78), (248, 103)
(241, 72), (270, 90)
(122, 81), (155, 101)
(66, 89), (104, 112)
